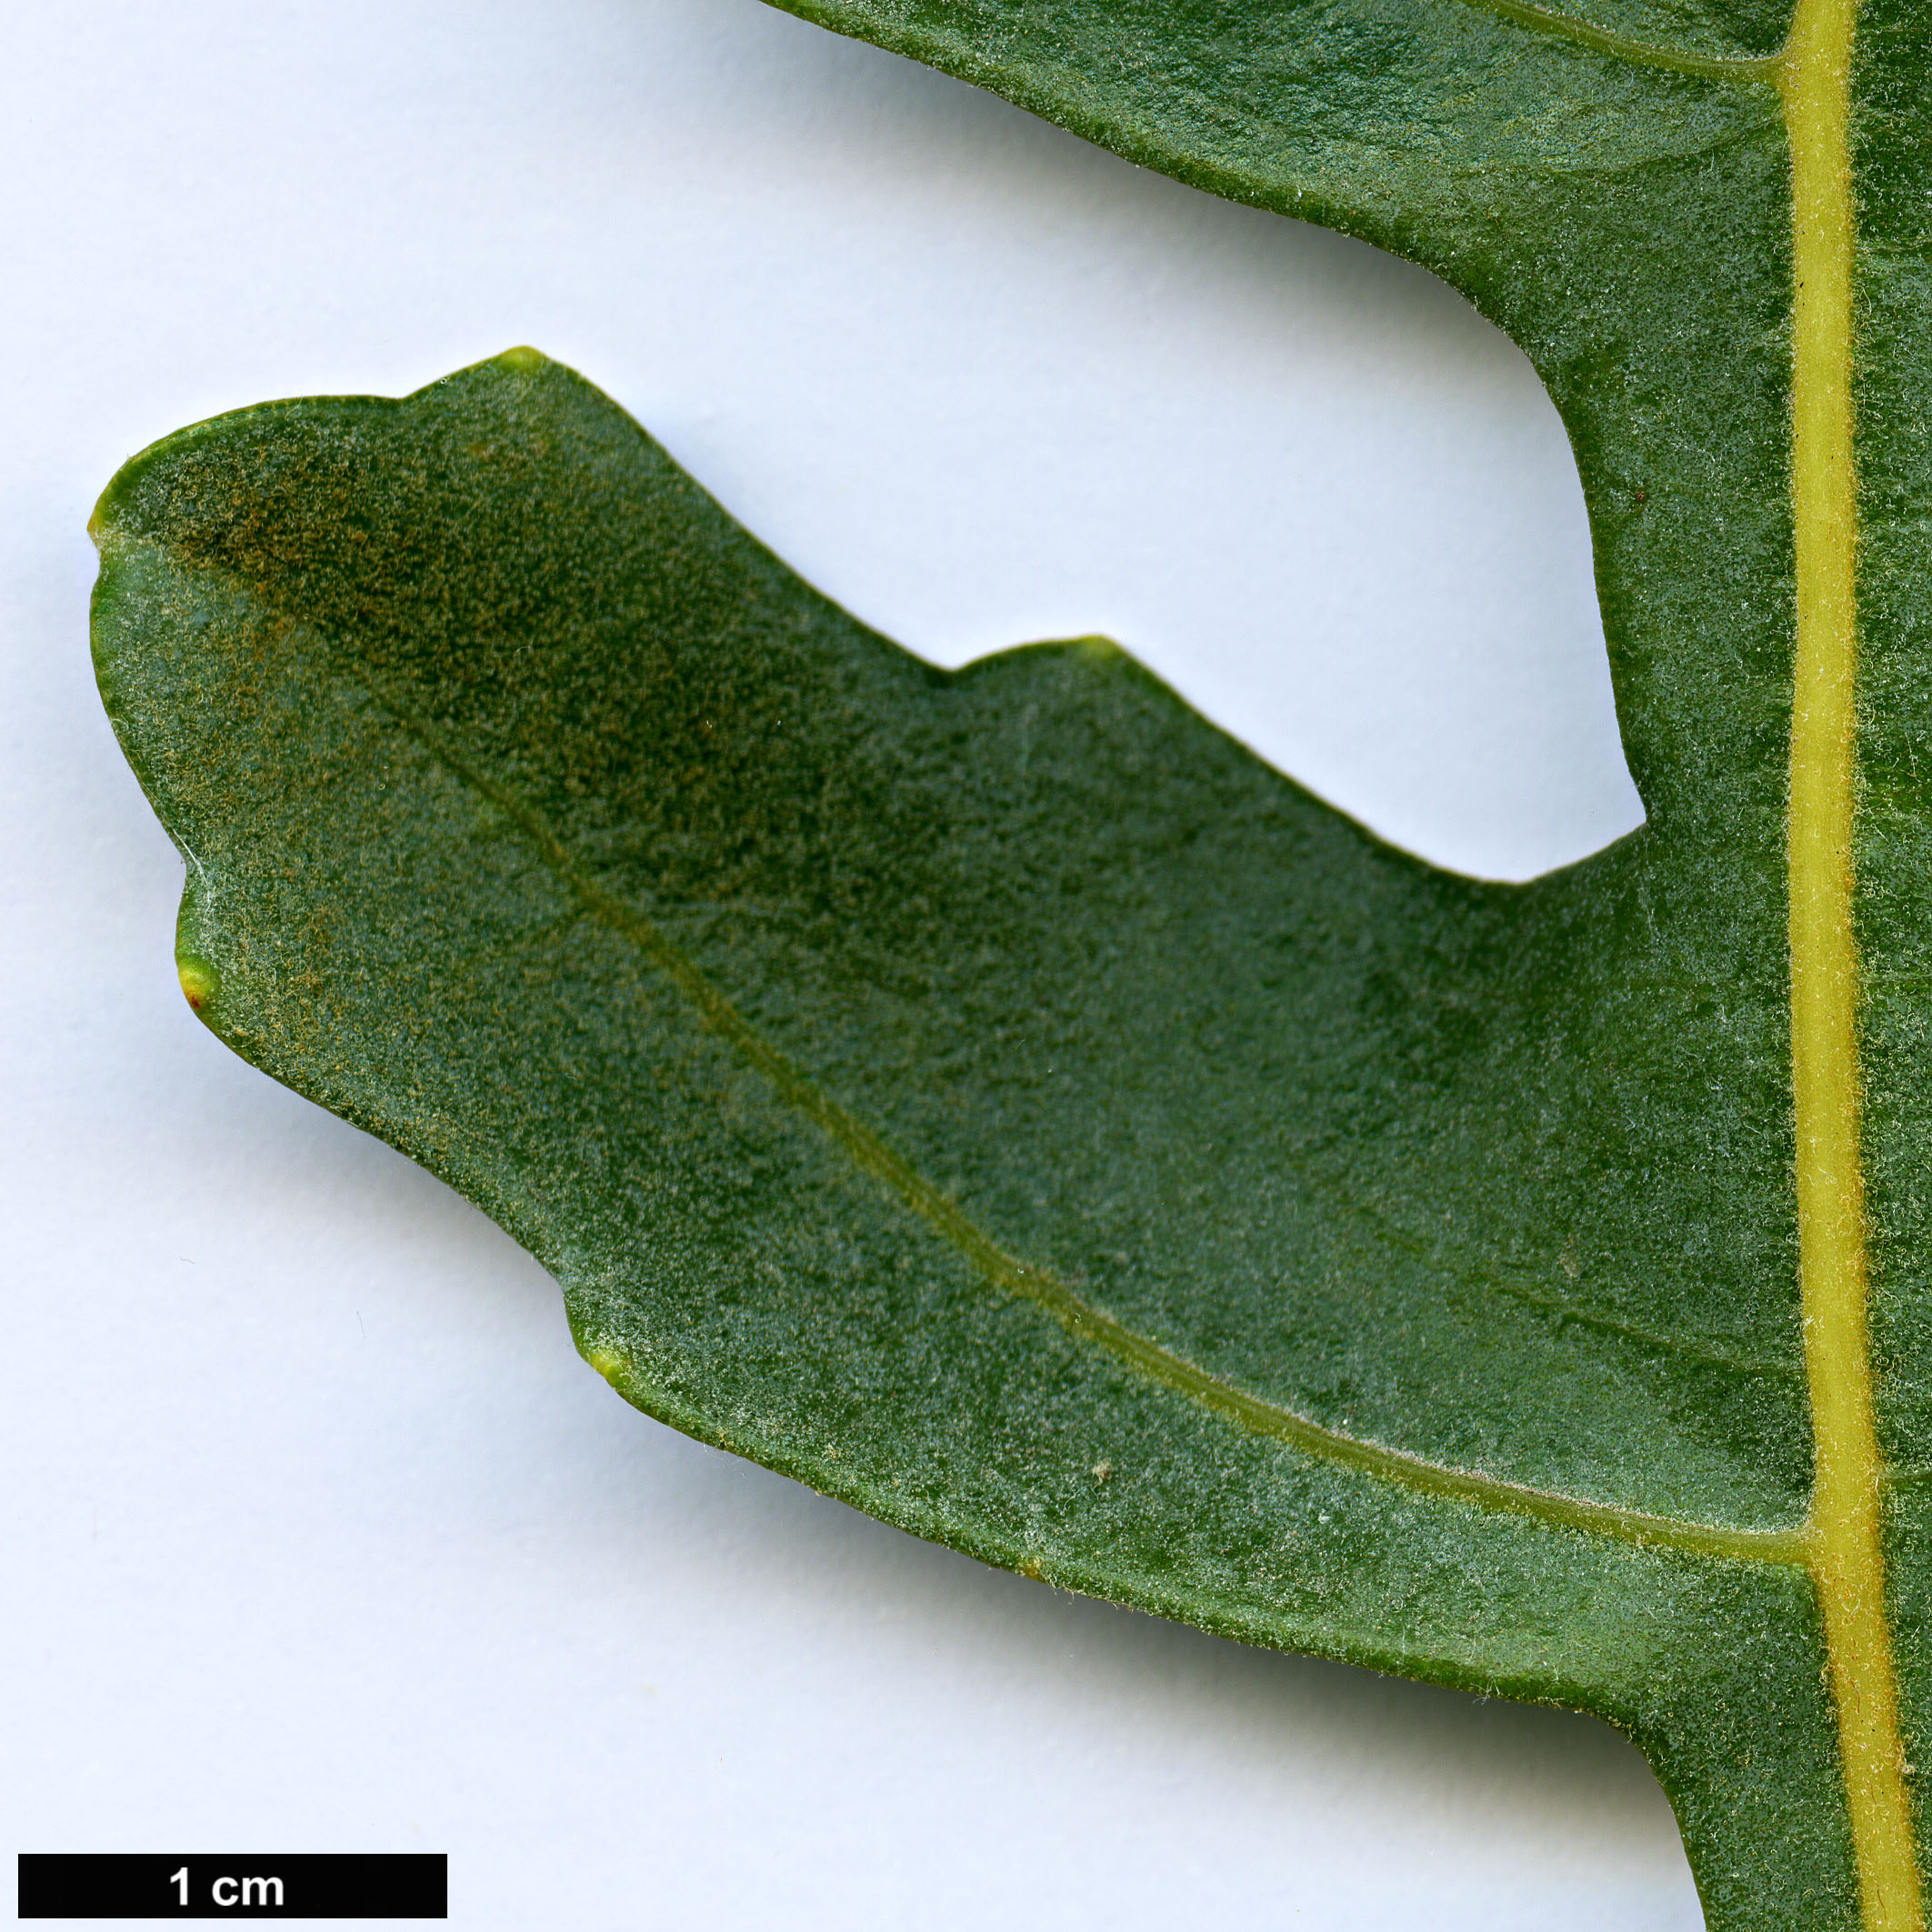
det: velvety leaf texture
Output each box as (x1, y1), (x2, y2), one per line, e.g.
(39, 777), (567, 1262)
(87, 0), (1932, 1926)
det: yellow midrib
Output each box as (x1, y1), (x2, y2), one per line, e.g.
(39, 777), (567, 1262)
(1782, 0), (1921, 1924)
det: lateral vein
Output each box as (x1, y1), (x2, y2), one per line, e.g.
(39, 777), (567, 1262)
(331, 653), (1807, 1570)
(1454, 0), (1778, 80)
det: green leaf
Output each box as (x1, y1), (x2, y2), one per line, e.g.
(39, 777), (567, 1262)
(85, 0), (1932, 1920)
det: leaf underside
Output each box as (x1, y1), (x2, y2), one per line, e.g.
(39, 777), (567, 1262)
(87, 0), (1932, 1925)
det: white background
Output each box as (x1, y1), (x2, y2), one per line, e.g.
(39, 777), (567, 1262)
(0, 2), (1693, 1927)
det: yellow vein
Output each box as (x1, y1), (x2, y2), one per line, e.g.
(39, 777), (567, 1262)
(347, 666), (1806, 1570)
(1457, 0), (1917, 1902)
(1781, 0), (1922, 1924)
(1453, 0), (1778, 81)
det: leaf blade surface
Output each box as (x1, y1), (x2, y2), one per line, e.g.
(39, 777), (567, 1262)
(85, 318), (1865, 1921)
(745, 2), (1932, 1920)
(85, 0), (1932, 1917)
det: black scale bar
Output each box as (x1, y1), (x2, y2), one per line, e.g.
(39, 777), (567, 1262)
(17, 1855), (446, 1919)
